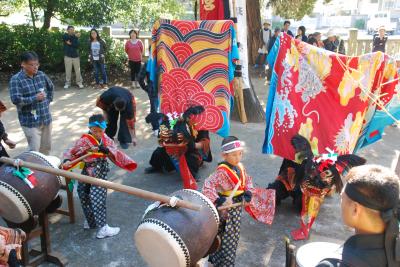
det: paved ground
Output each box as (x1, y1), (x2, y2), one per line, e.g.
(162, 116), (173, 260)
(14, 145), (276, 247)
(0, 74), (399, 267)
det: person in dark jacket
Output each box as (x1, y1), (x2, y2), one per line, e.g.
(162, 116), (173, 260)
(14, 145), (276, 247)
(316, 165), (400, 267)
(372, 26), (388, 53)
(96, 86), (136, 149)
(63, 25), (83, 89)
(0, 101), (16, 165)
(323, 29), (346, 55)
(295, 26), (308, 42)
(266, 28), (281, 82)
(282, 20), (294, 37)
(138, 60), (160, 136)
(89, 28), (108, 89)
(254, 21), (272, 68)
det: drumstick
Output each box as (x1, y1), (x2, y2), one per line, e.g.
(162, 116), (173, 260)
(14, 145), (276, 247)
(61, 153), (92, 169)
(0, 157), (201, 211)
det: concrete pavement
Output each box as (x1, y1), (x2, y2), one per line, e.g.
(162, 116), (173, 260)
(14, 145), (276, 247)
(0, 77), (399, 266)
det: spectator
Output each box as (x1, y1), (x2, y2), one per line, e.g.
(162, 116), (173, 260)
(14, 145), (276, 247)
(372, 26), (388, 53)
(313, 32), (325, 48)
(317, 165), (400, 267)
(267, 28), (281, 82)
(254, 21), (271, 69)
(307, 36), (318, 47)
(282, 20), (294, 37)
(9, 51), (54, 155)
(96, 86), (136, 149)
(296, 26), (308, 42)
(63, 25), (84, 89)
(89, 28), (108, 89)
(125, 30), (143, 88)
(138, 56), (160, 136)
(323, 29), (346, 55)
(0, 101), (17, 164)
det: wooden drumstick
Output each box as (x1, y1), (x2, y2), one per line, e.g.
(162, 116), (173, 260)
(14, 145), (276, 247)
(0, 157), (201, 211)
(61, 153), (92, 169)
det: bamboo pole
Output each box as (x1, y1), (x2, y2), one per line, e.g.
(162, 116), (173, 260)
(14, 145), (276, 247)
(0, 157), (200, 211)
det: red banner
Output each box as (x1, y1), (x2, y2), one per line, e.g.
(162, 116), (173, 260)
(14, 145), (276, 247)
(199, 0), (225, 20)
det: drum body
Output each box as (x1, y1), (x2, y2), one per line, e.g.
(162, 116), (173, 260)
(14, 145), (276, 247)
(135, 189), (220, 267)
(0, 151), (62, 224)
(296, 242), (341, 267)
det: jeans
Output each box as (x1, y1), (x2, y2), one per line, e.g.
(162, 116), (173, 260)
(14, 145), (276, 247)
(93, 61), (108, 84)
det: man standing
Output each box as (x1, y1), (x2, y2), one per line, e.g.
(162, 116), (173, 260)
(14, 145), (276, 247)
(372, 26), (388, 53)
(9, 51), (53, 155)
(96, 86), (136, 149)
(323, 29), (346, 55)
(63, 25), (84, 89)
(282, 20), (294, 37)
(254, 21), (271, 68)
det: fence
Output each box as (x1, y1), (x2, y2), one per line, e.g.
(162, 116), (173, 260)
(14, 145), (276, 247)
(345, 29), (400, 57)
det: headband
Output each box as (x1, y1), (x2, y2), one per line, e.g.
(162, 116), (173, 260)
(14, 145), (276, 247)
(221, 140), (244, 154)
(88, 121), (107, 130)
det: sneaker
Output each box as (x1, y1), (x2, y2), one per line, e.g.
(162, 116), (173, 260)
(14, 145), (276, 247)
(64, 84), (70, 89)
(132, 81), (135, 87)
(83, 220), (90, 230)
(96, 224), (120, 239)
(120, 143), (129, 149)
(153, 130), (159, 137)
(78, 84), (84, 89)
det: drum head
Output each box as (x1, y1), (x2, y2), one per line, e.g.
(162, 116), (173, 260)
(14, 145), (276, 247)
(135, 219), (189, 267)
(0, 181), (31, 223)
(296, 242), (341, 267)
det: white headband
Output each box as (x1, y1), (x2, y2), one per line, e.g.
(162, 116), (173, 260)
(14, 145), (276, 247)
(221, 140), (244, 153)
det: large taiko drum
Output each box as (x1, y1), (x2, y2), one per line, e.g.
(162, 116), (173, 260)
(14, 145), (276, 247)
(296, 242), (341, 267)
(135, 189), (220, 267)
(0, 151), (62, 224)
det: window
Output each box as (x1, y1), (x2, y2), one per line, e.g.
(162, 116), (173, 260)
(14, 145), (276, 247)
(370, 0), (378, 3)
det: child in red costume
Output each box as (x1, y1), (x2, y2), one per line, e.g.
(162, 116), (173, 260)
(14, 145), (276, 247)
(63, 114), (137, 239)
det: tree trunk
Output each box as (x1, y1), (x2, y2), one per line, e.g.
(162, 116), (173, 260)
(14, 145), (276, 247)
(230, 0), (265, 123)
(28, 0), (36, 29)
(246, 0), (262, 65)
(42, 0), (56, 30)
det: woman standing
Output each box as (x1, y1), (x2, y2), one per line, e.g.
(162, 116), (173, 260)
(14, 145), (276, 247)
(89, 29), (108, 89)
(125, 30), (143, 88)
(296, 26), (308, 42)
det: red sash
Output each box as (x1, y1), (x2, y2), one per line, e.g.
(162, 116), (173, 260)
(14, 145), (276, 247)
(217, 163), (246, 192)
(81, 133), (107, 159)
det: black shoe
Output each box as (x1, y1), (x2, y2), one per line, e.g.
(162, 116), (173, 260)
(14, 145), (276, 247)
(145, 166), (159, 174)
(120, 143), (129, 149)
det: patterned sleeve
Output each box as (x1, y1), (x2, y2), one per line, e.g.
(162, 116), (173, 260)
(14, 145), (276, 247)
(243, 167), (255, 191)
(9, 77), (36, 107)
(202, 170), (225, 204)
(103, 134), (137, 171)
(63, 137), (90, 161)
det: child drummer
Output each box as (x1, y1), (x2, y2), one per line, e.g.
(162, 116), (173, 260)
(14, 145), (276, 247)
(202, 136), (275, 266)
(62, 114), (137, 239)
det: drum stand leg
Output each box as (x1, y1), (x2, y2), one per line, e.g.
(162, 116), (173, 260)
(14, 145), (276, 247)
(55, 178), (76, 224)
(21, 212), (68, 267)
(285, 238), (296, 267)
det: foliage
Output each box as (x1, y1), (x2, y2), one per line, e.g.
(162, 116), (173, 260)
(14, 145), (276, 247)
(0, 0), (25, 16)
(0, 24), (128, 73)
(6, 0), (184, 30)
